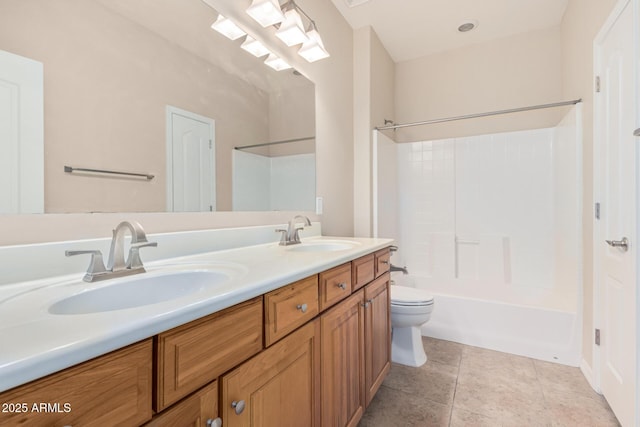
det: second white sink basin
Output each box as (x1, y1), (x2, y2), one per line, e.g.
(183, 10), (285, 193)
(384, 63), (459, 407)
(286, 240), (360, 253)
(49, 270), (230, 315)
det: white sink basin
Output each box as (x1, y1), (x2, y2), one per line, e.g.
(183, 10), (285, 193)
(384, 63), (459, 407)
(286, 240), (360, 253)
(49, 270), (230, 315)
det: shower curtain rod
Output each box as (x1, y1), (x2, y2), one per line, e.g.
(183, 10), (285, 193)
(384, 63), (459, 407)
(234, 136), (315, 151)
(375, 99), (582, 131)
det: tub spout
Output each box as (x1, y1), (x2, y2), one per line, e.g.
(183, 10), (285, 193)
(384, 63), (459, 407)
(390, 264), (409, 275)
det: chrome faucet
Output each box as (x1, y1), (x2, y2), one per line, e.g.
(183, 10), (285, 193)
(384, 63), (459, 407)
(66, 221), (157, 282)
(276, 215), (312, 246)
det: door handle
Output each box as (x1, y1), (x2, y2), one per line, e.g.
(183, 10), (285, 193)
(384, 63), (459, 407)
(606, 237), (629, 251)
(634, 128), (640, 136)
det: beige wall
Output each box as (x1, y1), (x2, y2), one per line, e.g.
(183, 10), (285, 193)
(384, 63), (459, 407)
(561, 0), (618, 372)
(0, 0), (354, 245)
(353, 27), (395, 237)
(395, 26), (565, 143)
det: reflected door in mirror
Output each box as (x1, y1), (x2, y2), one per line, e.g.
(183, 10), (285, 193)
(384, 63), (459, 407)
(166, 106), (215, 212)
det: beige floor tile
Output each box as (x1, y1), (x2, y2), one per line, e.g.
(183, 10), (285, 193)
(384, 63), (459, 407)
(454, 364), (547, 423)
(422, 336), (464, 368)
(383, 361), (458, 405)
(543, 387), (620, 427)
(449, 407), (501, 427)
(534, 359), (598, 399)
(360, 338), (621, 427)
(358, 385), (451, 427)
(459, 345), (538, 384)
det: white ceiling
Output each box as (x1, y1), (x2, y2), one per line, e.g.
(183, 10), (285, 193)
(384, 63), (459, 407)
(330, 0), (569, 62)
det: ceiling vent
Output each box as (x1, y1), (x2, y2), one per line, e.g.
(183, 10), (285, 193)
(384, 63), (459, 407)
(344, 0), (371, 7)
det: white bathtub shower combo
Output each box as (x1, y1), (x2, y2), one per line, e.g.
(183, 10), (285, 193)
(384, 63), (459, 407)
(375, 104), (583, 366)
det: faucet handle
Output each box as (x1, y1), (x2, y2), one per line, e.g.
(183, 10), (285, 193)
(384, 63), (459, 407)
(66, 250), (108, 280)
(127, 241), (157, 270)
(275, 229), (288, 245)
(292, 227), (305, 244)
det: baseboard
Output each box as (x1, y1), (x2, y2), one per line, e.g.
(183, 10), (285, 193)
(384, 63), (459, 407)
(580, 358), (600, 394)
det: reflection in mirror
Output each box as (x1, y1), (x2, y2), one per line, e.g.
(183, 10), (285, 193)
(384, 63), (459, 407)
(0, 0), (315, 214)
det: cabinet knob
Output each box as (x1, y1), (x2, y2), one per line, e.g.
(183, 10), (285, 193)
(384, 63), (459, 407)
(380, 260), (389, 264)
(296, 303), (308, 313)
(207, 418), (223, 427)
(231, 400), (246, 415)
(337, 282), (347, 290)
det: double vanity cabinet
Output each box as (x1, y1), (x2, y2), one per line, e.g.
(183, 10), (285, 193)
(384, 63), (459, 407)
(0, 247), (392, 427)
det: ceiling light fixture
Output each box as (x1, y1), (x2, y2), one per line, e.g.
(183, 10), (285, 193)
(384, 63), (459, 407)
(241, 35), (271, 57)
(211, 14), (246, 40)
(264, 53), (292, 71)
(298, 22), (330, 62)
(275, 2), (309, 46)
(246, 0), (285, 27)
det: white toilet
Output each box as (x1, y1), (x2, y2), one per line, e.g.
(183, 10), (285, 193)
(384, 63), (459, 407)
(390, 285), (434, 367)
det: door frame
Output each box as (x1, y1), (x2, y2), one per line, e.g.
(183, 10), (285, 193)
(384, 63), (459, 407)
(165, 105), (215, 212)
(592, 0), (639, 413)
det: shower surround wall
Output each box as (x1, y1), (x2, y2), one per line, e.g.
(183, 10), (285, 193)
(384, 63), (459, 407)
(377, 106), (582, 365)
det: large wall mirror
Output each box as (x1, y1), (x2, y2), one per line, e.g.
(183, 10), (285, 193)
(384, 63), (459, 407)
(0, 0), (315, 214)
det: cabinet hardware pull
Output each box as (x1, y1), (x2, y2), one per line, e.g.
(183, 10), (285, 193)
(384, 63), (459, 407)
(207, 418), (223, 427)
(337, 282), (347, 290)
(380, 260), (389, 264)
(296, 303), (308, 313)
(367, 299), (374, 305)
(231, 400), (246, 415)
(361, 302), (369, 308)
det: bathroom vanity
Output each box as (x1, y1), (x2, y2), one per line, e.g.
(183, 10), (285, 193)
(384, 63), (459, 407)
(0, 228), (392, 427)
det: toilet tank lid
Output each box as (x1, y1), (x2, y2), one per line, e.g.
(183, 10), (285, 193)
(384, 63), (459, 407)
(390, 285), (434, 304)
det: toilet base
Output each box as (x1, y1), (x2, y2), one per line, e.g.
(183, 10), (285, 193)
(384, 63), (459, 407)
(391, 326), (427, 367)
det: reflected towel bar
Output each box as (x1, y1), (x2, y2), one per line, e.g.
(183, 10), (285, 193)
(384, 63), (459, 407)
(234, 136), (315, 150)
(64, 166), (154, 180)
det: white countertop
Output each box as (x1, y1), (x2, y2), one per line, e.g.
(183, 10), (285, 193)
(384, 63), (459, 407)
(0, 234), (393, 393)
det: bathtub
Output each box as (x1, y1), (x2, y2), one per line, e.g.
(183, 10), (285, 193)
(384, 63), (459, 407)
(392, 274), (582, 367)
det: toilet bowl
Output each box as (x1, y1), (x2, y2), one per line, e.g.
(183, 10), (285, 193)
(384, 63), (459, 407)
(390, 285), (434, 367)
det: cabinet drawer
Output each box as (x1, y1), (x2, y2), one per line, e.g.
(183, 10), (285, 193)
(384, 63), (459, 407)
(352, 254), (375, 292)
(144, 381), (218, 427)
(319, 263), (352, 311)
(374, 248), (390, 277)
(0, 340), (153, 427)
(265, 275), (319, 347)
(156, 297), (263, 411)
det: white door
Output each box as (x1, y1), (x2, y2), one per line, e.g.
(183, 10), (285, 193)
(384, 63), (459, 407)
(594, 1), (637, 425)
(166, 106), (215, 212)
(0, 49), (43, 214)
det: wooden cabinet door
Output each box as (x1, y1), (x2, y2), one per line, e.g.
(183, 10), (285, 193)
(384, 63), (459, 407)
(320, 290), (365, 427)
(144, 381), (218, 427)
(0, 340), (152, 427)
(156, 297), (263, 411)
(221, 319), (321, 427)
(364, 273), (391, 407)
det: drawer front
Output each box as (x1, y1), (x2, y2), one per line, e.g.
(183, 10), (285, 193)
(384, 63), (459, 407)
(0, 340), (153, 427)
(156, 297), (263, 411)
(374, 248), (390, 277)
(265, 275), (319, 347)
(144, 381), (218, 427)
(351, 254), (375, 291)
(319, 263), (352, 311)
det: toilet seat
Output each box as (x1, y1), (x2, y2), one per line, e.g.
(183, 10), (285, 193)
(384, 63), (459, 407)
(390, 285), (434, 306)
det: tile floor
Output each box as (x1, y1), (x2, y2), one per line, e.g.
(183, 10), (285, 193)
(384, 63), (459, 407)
(359, 337), (620, 427)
